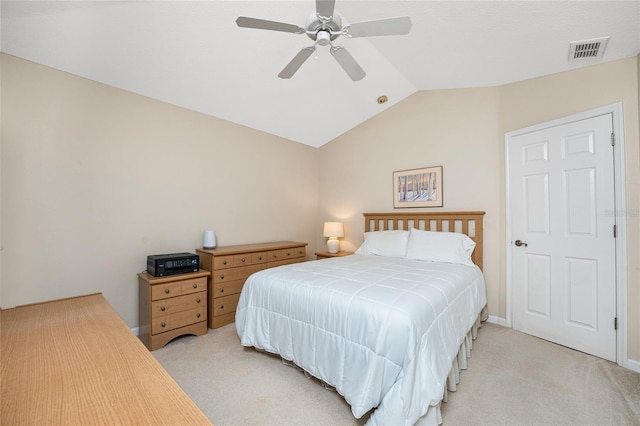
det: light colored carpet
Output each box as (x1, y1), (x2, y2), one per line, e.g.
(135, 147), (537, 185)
(153, 322), (640, 426)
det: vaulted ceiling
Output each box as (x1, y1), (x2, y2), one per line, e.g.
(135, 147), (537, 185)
(2, 1), (639, 147)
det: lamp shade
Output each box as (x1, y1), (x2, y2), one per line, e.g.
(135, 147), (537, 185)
(323, 222), (344, 238)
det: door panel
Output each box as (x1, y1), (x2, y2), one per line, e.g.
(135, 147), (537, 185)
(509, 113), (616, 361)
(525, 253), (551, 317)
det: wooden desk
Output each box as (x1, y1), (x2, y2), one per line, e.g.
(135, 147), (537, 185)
(0, 293), (212, 425)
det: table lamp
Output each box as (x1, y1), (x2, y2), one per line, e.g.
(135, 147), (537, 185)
(323, 222), (344, 254)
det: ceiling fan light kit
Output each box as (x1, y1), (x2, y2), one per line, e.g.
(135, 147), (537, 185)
(236, 0), (412, 81)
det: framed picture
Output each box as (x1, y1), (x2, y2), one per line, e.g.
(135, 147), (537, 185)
(393, 166), (443, 208)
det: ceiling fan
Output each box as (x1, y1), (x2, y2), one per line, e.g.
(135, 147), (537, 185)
(236, 0), (412, 81)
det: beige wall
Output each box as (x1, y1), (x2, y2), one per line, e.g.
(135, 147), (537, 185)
(318, 87), (503, 317)
(0, 54), (319, 327)
(2, 52), (638, 365)
(319, 57), (640, 363)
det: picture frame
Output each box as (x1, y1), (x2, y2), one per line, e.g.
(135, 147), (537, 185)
(393, 166), (443, 208)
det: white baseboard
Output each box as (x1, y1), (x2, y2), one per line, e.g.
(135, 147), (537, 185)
(622, 357), (640, 373)
(131, 327), (139, 336)
(486, 315), (510, 327)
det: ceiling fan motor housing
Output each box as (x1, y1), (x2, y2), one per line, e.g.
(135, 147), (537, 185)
(305, 11), (342, 42)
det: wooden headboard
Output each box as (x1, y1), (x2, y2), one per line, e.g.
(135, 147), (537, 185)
(363, 211), (486, 270)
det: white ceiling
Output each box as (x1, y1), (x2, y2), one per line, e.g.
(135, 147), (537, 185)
(2, 1), (639, 148)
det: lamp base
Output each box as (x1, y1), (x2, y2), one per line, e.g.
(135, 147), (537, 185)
(327, 239), (340, 254)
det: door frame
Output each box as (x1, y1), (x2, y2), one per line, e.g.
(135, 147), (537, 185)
(505, 103), (628, 368)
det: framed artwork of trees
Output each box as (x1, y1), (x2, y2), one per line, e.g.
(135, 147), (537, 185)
(393, 166), (443, 208)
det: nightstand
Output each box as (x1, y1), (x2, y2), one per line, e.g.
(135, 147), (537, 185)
(138, 269), (210, 351)
(315, 250), (353, 260)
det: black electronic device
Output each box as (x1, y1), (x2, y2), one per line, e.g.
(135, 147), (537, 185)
(147, 252), (199, 277)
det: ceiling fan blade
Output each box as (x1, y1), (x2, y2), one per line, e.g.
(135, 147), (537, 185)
(278, 47), (316, 79)
(330, 46), (366, 81)
(316, 0), (336, 20)
(343, 16), (412, 38)
(236, 16), (305, 34)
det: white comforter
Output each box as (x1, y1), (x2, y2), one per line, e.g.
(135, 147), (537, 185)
(235, 254), (487, 425)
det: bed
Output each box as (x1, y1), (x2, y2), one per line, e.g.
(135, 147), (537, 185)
(236, 211), (487, 425)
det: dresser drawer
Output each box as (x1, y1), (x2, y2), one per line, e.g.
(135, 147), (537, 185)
(212, 279), (245, 299)
(291, 246), (306, 258)
(151, 291), (205, 317)
(232, 251), (268, 267)
(212, 263), (265, 284)
(269, 258), (305, 268)
(151, 276), (207, 301)
(268, 246), (306, 262)
(213, 255), (234, 270)
(151, 306), (206, 335)
(213, 252), (269, 269)
(211, 293), (241, 317)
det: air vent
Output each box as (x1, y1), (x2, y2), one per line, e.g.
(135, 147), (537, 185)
(568, 37), (609, 61)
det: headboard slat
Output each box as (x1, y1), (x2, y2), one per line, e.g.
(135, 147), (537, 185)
(363, 212), (486, 270)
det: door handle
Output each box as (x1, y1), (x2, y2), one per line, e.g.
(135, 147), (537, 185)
(514, 240), (528, 247)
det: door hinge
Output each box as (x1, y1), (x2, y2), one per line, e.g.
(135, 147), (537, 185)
(614, 317), (618, 330)
(613, 224), (617, 238)
(611, 133), (615, 146)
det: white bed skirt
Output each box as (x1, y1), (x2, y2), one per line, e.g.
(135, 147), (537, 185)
(417, 308), (487, 425)
(277, 307), (487, 425)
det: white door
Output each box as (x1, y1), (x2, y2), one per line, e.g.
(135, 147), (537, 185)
(508, 113), (616, 361)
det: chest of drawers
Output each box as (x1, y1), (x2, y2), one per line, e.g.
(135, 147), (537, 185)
(197, 241), (307, 329)
(138, 270), (210, 351)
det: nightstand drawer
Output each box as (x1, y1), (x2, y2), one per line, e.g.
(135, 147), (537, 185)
(151, 276), (206, 301)
(212, 293), (241, 317)
(151, 306), (206, 335)
(180, 277), (207, 295)
(151, 291), (205, 317)
(212, 279), (245, 298)
(151, 281), (182, 301)
(212, 263), (265, 283)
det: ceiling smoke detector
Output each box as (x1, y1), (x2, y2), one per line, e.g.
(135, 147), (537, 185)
(568, 37), (610, 61)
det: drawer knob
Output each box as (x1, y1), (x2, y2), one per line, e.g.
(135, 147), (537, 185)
(196, 298), (201, 303)
(193, 283), (198, 289)
(241, 257), (246, 263)
(220, 288), (225, 293)
(258, 256), (263, 260)
(220, 274), (225, 280)
(161, 322), (166, 328)
(220, 305), (224, 310)
(196, 313), (201, 318)
(223, 260), (228, 265)
(160, 306), (166, 311)
(164, 289), (170, 294)
(287, 252), (291, 256)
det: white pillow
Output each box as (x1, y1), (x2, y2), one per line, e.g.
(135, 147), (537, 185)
(354, 230), (410, 258)
(404, 228), (476, 266)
